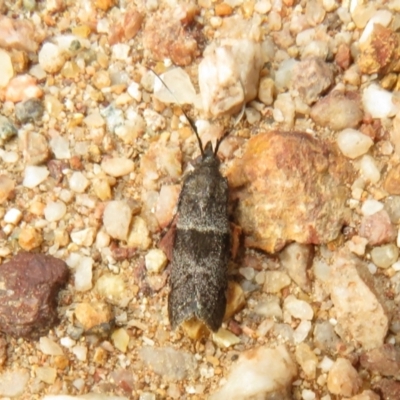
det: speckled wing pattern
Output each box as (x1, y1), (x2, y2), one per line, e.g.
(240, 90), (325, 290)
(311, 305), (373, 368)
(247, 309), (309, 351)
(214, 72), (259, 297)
(168, 147), (230, 332)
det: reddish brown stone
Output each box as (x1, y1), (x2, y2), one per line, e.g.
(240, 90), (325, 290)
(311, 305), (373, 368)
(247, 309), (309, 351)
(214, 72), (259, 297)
(360, 344), (400, 377)
(335, 43), (352, 70)
(0, 253), (69, 339)
(227, 131), (353, 253)
(374, 378), (400, 400)
(143, 6), (203, 66)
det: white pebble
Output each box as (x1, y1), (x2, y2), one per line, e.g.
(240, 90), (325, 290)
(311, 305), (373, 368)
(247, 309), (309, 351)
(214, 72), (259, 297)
(363, 83), (398, 119)
(254, 0), (271, 14)
(71, 344), (88, 361)
(39, 337), (63, 356)
(145, 249), (168, 274)
(302, 389), (316, 400)
(361, 199), (383, 216)
(60, 337), (76, 348)
(44, 200), (67, 222)
(101, 157), (134, 177)
(294, 320), (312, 343)
(4, 208), (22, 224)
(67, 253), (93, 292)
(103, 200), (132, 241)
(112, 43), (130, 61)
(70, 227), (96, 247)
(336, 129), (373, 159)
(0, 49), (14, 88)
(23, 166), (50, 188)
(239, 267), (255, 281)
(127, 81), (142, 102)
(371, 244), (399, 269)
(49, 136), (71, 159)
(38, 42), (66, 73)
(319, 356), (334, 372)
(283, 295), (314, 320)
(360, 155), (380, 183)
(69, 171), (89, 193)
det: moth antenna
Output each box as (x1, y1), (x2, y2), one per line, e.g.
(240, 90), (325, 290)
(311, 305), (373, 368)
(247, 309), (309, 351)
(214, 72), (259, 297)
(150, 69), (204, 157)
(214, 103), (245, 155)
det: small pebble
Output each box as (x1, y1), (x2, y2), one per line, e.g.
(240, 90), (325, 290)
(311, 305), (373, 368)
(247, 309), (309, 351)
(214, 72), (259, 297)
(128, 216), (151, 250)
(370, 244), (399, 269)
(0, 49), (14, 88)
(101, 157), (135, 177)
(0, 370), (30, 397)
(362, 83), (398, 119)
(263, 271), (291, 293)
(360, 155), (380, 183)
(284, 295), (314, 320)
(4, 208), (22, 224)
(39, 42), (66, 73)
(36, 366), (57, 384)
(70, 228), (96, 247)
(0, 116), (17, 144)
(103, 200), (132, 241)
(69, 172), (89, 193)
(15, 98), (44, 123)
(6, 75), (42, 103)
(23, 166), (50, 188)
(336, 129), (373, 159)
(361, 199), (384, 216)
(39, 337), (64, 356)
(145, 249), (168, 274)
(18, 226), (43, 250)
(111, 328), (130, 353)
(49, 136), (71, 159)
(44, 200), (67, 222)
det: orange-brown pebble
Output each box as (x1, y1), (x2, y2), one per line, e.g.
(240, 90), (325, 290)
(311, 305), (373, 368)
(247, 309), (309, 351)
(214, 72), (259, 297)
(29, 200), (46, 216)
(5, 74), (43, 103)
(215, 3), (233, 16)
(53, 355), (69, 370)
(95, 0), (114, 11)
(18, 226), (43, 250)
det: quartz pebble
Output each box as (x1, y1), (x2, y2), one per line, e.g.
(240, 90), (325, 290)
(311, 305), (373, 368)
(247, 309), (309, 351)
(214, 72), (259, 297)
(153, 68), (196, 105)
(101, 157), (135, 177)
(360, 155), (380, 183)
(370, 244), (399, 269)
(44, 200), (67, 222)
(4, 208), (22, 224)
(362, 83), (398, 119)
(263, 270), (291, 293)
(199, 39), (262, 117)
(6, 74), (43, 103)
(283, 295), (314, 320)
(212, 328), (240, 348)
(36, 366), (57, 384)
(139, 347), (198, 381)
(295, 343), (318, 379)
(279, 242), (312, 292)
(128, 216), (151, 250)
(361, 199), (383, 216)
(112, 328), (130, 353)
(329, 250), (389, 349)
(69, 172), (89, 193)
(0, 175), (15, 203)
(327, 357), (362, 397)
(66, 253), (93, 292)
(209, 345), (297, 400)
(336, 129), (373, 159)
(71, 228), (96, 247)
(0, 370), (30, 397)
(39, 337), (64, 356)
(103, 200), (132, 241)
(95, 274), (127, 306)
(39, 42), (66, 73)
(145, 249), (168, 274)
(0, 49), (14, 87)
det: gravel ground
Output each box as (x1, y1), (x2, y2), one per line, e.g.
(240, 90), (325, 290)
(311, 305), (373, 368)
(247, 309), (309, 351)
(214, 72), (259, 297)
(1, 0), (400, 399)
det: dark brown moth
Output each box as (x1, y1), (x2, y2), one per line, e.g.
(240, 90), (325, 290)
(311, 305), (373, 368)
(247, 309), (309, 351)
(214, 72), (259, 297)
(168, 131), (231, 331)
(151, 70), (231, 332)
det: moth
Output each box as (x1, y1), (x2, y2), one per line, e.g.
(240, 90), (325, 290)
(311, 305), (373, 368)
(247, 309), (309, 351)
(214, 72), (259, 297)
(168, 123), (231, 332)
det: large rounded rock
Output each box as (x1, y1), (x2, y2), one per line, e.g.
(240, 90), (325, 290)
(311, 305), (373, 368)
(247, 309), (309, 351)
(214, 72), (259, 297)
(0, 253), (69, 339)
(227, 131), (353, 253)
